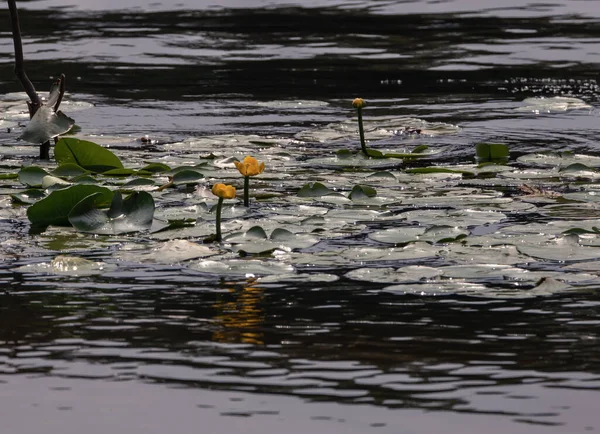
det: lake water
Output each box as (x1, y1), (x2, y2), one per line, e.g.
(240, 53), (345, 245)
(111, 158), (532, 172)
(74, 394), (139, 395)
(1, 0), (600, 433)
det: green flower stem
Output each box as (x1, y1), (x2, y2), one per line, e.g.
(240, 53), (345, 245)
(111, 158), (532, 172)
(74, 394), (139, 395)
(356, 107), (368, 156)
(243, 175), (250, 207)
(215, 197), (224, 241)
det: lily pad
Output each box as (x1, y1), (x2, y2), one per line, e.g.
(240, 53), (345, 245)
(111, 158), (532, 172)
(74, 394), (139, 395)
(517, 234), (600, 261)
(55, 137), (124, 173)
(369, 225), (469, 245)
(68, 191), (155, 234)
(18, 166), (50, 187)
(14, 255), (114, 276)
(297, 182), (337, 197)
(345, 265), (443, 283)
(27, 184), (114, 228)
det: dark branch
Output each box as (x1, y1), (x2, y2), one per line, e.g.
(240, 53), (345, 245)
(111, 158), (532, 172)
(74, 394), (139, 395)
(53, 73), (66, 112)
(7, 0), (41, 115)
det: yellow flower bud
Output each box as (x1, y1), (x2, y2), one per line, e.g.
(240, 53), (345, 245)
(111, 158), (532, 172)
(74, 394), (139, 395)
(352, 98), (365, 109)
(212, 183), (236, 199)
(234, 156), (265, 177)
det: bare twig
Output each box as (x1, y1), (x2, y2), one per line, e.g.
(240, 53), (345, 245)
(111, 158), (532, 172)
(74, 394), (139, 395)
(53, 73), (66, 112)
(7, 0), (41, 116)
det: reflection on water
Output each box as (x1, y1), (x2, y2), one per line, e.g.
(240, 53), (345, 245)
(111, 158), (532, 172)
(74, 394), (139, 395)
(213, 278), (265, 345)
(1, 0), (600, 432)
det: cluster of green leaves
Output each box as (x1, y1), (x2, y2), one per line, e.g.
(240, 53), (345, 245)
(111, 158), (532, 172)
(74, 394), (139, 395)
(12, 137), (206, 234)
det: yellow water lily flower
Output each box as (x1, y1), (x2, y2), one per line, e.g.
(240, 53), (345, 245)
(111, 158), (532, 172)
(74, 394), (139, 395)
(234, 156), (265, 177)
(212, 183), (236, 199)
(352, 98), (365, 109)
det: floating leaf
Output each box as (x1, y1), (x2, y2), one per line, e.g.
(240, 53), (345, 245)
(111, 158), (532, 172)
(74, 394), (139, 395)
(335, 149), (354, 159)
(102, 168), (136, 177)
(14, 255), (114, 276)
(517, 152), (600, 168)
(55, 137), (124, 173)
(118, 239), (214, 263)
(405, 167), (473, 176)
(381, 281), (487, 297)
(560, 163), (596, 172)
(68, 191), (155, 234)
(411, 144), (429, 154)
(172, 169), (205, 185)
(18, 166), (50, 187)
(122, 178), (156, 188)
(345, 265), (442, 284)
(349, 184), (377, 200)
(41, 175), (71, 189)
(188, 258), (295, 276)
(52, 163), (89, 178)
(140, 163), (171, 174)
(516, 96), (592, 113)
(10, 189), (46, 205)
(297, 182), (336, 197)
(27, 184), (113, 228)
(517, 234), (600, 261)
(369, 225), (469, 245)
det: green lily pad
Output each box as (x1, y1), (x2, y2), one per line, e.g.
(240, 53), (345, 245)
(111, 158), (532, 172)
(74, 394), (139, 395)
(68, 191), (155, 234)
(188, 258), (295, 276)
(14, 255), (114, 276)
(27, 184), (114, 228)
(10, 189), (47, 205)
(517, 152), (600, 168)
(226, 226), (320, 254)
(117, 239), (215, 263)
(380, 281), (487, 297)
(102, 168), (137, 177)
(345, 265), (443, 283)
(140, 163), (171, 174)
(369, 225), (469, 245)
(517, 234), (600, 261)
(172, 169), (205, 185)
(55, 137), (124, 173)
(297, 182), (337, 197)
(348, 184), (377, 200)
(18, 166), (50, 187)
(121, 178), (157, 188)
(52, 163), (89, 178)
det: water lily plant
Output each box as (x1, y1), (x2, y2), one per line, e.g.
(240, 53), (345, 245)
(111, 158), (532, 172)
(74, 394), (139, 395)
(352, 98), (368, 156)
(234, 156), (265, 206)
(212, 183), (236, 241)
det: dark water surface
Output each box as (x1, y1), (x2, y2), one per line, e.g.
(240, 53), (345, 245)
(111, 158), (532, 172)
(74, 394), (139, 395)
(1, 1), (600, 433)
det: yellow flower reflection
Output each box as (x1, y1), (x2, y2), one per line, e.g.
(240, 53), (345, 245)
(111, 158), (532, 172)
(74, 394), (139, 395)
(213, 277), (265, 345)
(234, 156), (265, 177)
(211, 183), (236, 199)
